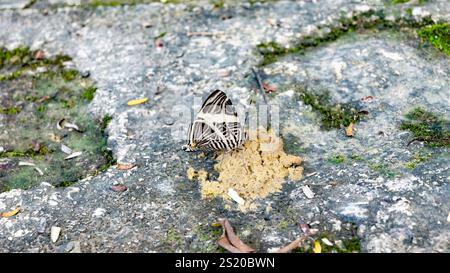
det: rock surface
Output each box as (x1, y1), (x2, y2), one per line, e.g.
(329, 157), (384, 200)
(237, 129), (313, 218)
(0, 0), (449, 252)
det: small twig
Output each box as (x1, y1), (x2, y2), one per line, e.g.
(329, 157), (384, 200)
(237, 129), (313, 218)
(251, 67), (272, 130)
(187, 31), (224, 37)
(251, 67), (268, 104)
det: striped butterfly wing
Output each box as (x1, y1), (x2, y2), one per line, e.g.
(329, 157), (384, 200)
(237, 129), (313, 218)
(184, 90), (247, 151)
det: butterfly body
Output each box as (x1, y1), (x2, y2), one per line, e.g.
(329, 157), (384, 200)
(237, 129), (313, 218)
(182, 90), (247, 152)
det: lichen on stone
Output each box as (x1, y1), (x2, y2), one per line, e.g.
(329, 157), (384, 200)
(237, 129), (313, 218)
(187, 129), (303, 211)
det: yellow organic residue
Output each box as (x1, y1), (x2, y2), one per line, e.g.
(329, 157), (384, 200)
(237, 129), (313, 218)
(187, 129), (303, 211)
(187, 167), (196, 180)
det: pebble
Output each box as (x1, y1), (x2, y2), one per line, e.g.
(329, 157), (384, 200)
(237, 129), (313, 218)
(51, 226), (61, 243)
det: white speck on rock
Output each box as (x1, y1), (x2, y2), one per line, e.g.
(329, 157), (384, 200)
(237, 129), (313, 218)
(378, 49), (403, 61)
(339, 202), (369, 219)
(388, 198), (412, 216)
(66, 187), (80, 200)
(92, 208), (106, 218)
(51, 226), (61, 243)
(385, 175), (419, 192)
(13, 230), (25, 237)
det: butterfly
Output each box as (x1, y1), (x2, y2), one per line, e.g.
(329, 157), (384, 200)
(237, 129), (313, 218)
(182, 90), (247, 152)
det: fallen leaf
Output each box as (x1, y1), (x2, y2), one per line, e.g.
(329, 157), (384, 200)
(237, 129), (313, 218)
(361, 95), (374, 102)
(116, 163), (136, 170)
(57, 119), (81, 132)
(34, 167), (44, 176)
(227, 188), (245, 205)
(64, 151), (82, 160)
(313, 241), (322, 253)
(273, 236), (306, 253)
(346, 122), (354, 137)
(217, 218), (255, 253)
(57, 119), (65, 130)
(111, 185), (128, 192)
(262, 82), (277, 93)
(61, 144), (73, 155)
(127, 98), (148, 106)
(321, 238), (334, 246)
(217, 234), (245, 253)
(19, 161), (35, 167)
(298, 222), (312, 236)
(34, 50), (45, 60)
(0, 207), (20, 218)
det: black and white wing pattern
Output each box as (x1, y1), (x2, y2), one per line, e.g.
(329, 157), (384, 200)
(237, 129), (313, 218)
(182, 90), (247, 152)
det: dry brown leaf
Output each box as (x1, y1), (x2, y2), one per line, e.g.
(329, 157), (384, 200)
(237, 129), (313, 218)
(64, 151), (82, 160)
(34, 50), (45, 60)
(116, 163), (136, 170)
(111, 185), (128, 192)
(346, 122), (354, 137)
(361, 95), (374, 102)
(1, 207), (20, 218)
(262, 82), (277, 93)
(274, 236), (306, 253)
(217, 234), (246, 253)
(218, 218), (255, 253)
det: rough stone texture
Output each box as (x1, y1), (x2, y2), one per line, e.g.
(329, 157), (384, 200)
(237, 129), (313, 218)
(0, 0), (449, 252)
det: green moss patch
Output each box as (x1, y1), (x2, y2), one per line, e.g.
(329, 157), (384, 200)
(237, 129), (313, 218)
(296, 87), (363, 130)
(369, 163), (396, 178)
(0, 47), (114, 192)
(418, 23), (450, 56)
(404, 150), (432, 169)
(256, 10), (437, 66)
(391, 0), (409, 4)
(400, 107), (450, 147)
(327, 154), (345, 164)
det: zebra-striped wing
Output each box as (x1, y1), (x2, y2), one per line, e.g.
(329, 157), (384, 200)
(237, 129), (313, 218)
(183, 90), (247, 152)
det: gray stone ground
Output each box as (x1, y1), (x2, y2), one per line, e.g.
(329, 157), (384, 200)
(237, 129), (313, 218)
(0, 0), (449, 252)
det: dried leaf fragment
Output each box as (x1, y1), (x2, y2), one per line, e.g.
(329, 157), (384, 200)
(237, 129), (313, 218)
(64, 151), (82, 160)
(273, 236), (306, 253)
(127, 98), (148, 106)
(262, 82), (277, 93)
(61, 144), (73, 155)
(301, 185), (315, 199)
(217, 234), (246, 253)
(216, 218), (255, 253)
(321, 238), (334, 246)
(57, 119), (81, 132)
(313, 241), (322, 253)
(34, 50), (45, 60)
(111, 185), (128, 192)
(346, 122), (354, 137)
(116, 163), (136, 170)
(0, 207), (20, 218)
(19, 161), (35, 167)
(227, 188), (245, 205)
